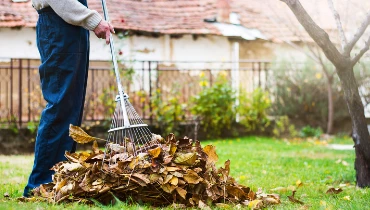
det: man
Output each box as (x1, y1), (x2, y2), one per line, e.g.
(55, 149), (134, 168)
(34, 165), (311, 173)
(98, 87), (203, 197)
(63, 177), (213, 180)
(23, 0), (114, 197)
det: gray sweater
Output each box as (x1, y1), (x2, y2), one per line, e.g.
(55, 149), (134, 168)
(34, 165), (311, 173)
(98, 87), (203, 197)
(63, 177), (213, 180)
(32, 0), (102, 31)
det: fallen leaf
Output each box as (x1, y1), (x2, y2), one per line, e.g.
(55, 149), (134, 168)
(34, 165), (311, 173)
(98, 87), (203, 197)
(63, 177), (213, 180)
(148, 147), (161, 158)
(149, 173), (160, 183)
(169, 176), (179, 186)
(166, 166), (180, 172)
(163, 175), (174, 184)
(296, 180), (303, 187)
(174, 153), (197, 165)
(248, 199), (263, 209)
(262, 197), (280, 205)
(61, 162), (83, 173)
(183, 170), (203, 184)
(198, 200), (211, 210)
(326, 187), (343, 194)
(175, 187), (187, 199)
(226, 186), (246, 199)
(203, 145), (218, 163)
(169, 142), (177, 156)
(342, 195), (351, 201)
(161, 183), (176, 193)
(69, 124), (106, 144)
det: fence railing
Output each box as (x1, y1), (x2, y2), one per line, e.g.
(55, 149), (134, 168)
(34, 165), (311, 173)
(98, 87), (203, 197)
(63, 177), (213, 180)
(0, 58), (271, 127)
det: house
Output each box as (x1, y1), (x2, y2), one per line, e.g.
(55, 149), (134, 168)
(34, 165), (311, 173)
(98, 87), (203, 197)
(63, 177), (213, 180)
(1, 0), (369, 125)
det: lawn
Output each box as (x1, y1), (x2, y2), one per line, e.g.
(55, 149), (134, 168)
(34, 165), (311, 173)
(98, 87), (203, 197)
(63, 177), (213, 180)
(0, 136), (368, 209)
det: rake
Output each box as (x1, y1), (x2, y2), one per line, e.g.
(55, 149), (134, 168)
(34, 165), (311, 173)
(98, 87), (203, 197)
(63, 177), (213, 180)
(100, 0), (159, 158)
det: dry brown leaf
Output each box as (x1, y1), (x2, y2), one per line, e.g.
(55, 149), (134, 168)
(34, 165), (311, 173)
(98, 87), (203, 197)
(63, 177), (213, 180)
(149, 173), (160, 183)
(326, 187), (343, 194)
(262, 197), (280, 205)
(132, 173), (150, 185)
(54, 179), (67, 192)
(59, 182), (73, 195)
(174, 153), (197, 166)
(92, 141), (100, 154)
(172, 171), (184, 178)
(69, 124), (106, 144)
(248, 190), (256, 200)
(163, 175), (174, 184)
(61, 162), (83, 173)
(175, 187), (187, 199)
(148, 147), (161, 158)
(128, 157), (139, 170)
(198, 200), (211, 210)
(166, 166), (180, 172)
(226, 186), (246, 199)
(161, 183), (177, 193)
(183, 170), (203, 184)
(169, 142), (177, 156)
(203, 145), (219, 163)
(169, 176), (179, 186)
(248, 199), (263, 209)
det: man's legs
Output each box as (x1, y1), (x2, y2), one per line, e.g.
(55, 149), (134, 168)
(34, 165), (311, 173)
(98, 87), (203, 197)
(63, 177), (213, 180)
(24, 9), (89, 197)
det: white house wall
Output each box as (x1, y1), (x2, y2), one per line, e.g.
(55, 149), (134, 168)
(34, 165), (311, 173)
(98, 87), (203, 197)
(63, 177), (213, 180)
(0, 28), (39, 60)
(1, 28), (232, 66)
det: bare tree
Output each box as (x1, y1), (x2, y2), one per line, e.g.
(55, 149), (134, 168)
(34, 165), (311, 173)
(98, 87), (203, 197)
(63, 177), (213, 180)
(280, 0), (370, 187)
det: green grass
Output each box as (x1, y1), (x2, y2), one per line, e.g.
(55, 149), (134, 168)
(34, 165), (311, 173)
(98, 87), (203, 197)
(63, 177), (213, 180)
(1, 136), (368, 209)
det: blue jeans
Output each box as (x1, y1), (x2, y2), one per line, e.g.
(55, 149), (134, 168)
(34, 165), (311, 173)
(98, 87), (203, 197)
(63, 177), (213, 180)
(23, 2), (89, 197)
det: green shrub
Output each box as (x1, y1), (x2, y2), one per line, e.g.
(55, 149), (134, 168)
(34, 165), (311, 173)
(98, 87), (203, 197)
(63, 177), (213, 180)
(270, 59), (349, 130)
(238, 88), (271, 132)
(151, 89), (187, 136)
(299, 125), (323, 138)
(272, 116), (298, 138)
(191, 73), (236, 138)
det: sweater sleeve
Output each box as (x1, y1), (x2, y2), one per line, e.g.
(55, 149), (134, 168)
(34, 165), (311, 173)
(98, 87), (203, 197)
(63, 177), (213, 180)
(46, 0), (102, 31)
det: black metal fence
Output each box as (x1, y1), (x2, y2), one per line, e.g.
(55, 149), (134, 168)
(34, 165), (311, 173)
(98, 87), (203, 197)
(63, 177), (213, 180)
(0, 58), (271, 127)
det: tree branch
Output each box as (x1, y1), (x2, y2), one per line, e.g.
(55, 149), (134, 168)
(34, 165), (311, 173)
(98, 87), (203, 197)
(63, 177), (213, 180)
(280, 0), (346, 68)
(351, 34), (370, 66)
(327, 0), (347, 52)
(343, 11), (370, 55)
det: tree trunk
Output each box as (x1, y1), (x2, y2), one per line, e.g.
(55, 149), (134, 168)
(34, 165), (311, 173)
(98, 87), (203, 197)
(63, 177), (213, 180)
(326, 77), (334, 134)
(336, 67), (370, 187)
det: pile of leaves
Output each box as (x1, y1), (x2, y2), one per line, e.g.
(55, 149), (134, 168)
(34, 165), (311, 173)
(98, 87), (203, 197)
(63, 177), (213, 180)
(32, 125), (280, 209)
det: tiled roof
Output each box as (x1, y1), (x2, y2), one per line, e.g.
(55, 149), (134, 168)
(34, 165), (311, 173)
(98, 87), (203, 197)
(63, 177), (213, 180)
(2, 0), (367, 42)
(0, 0), (36, 27)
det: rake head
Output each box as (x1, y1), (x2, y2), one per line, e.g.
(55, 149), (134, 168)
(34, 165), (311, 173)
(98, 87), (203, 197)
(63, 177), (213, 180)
(104, 94), (160, 159)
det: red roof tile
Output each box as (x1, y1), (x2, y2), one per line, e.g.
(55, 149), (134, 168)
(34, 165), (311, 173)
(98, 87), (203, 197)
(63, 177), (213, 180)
(5, 0), (360, 42)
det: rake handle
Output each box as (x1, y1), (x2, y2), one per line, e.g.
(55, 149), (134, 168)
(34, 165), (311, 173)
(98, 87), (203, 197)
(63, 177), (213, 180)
(100, 0), (131, 127)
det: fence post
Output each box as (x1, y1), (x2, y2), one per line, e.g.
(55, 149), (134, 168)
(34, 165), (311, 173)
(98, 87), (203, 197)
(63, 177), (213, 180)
(10, 59), (13, 120)
(258, 62), (261, 88)
(18, 59), (23, 127)
(148, 61), (153, 125)
(265, 62), (269, 91)
(141, 61), (145, 120)
(27, 59), (31, 122)
(91, 68), (95, 121)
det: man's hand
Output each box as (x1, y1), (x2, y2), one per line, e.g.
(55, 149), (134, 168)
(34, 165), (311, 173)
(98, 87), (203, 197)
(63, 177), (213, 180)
(93, 20), (115, 44)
